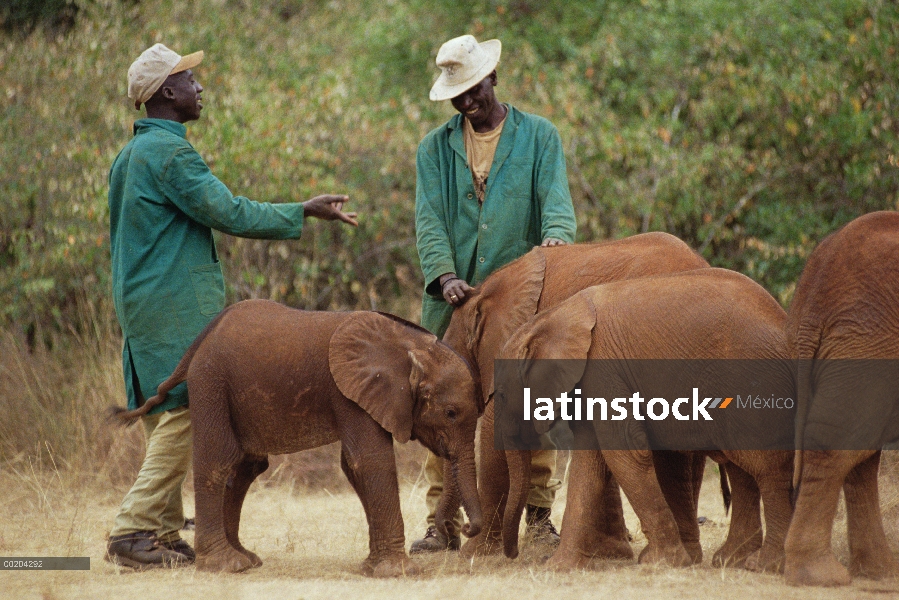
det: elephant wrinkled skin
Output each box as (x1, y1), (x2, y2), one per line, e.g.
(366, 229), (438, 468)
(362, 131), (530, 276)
(785, 211), (899, 586)
(498, 268), (795, 570)
(114, 299), (483, 577)
(440, 232), (711, 561)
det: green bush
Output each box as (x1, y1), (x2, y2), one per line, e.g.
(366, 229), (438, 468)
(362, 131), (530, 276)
(1, 0), (897, 342)
(1, 0), (81, 35)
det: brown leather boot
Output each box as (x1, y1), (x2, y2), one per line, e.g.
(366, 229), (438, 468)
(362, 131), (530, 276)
(105, 531), (190, 569)
(409, 525), (461, 554)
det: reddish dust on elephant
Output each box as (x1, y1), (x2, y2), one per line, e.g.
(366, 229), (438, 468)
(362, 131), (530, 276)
(440, 233), (714, 561)
(115, 300), (483, 577)
(785, 211), (899, 587)
(498, 268), (795, 572)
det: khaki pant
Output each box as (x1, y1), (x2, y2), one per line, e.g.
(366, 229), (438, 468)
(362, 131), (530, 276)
(423, 449), (561, 529)
(110, 406), (192, 544)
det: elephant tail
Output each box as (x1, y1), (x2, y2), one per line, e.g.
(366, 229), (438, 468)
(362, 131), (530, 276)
(791, 351), (816, 496)
(791, 451), (803, 506)
(719, 465), (731, 515)
(107, 306), (233, 426)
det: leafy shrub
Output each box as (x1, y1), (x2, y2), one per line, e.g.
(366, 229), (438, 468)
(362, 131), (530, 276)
(1, 0), (80, 35)
(1, 0), (897, 343)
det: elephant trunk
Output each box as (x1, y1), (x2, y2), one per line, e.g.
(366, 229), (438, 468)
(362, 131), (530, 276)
(435, 457), (462, 539)
(457, 448), (483, 538)
(436, 448), (482, 539)
(503, 449), (531, 559)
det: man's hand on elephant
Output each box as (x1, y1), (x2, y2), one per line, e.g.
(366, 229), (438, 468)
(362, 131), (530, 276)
(440, 273), (472, 306)
(540, 237), (567, 247)
(303, 194), (359, 226)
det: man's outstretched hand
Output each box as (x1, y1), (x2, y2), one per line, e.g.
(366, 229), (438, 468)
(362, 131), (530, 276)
(303, 194), (358, 226)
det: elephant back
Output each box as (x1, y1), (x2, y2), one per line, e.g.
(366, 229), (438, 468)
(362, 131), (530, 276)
(788, 211), (899, 360)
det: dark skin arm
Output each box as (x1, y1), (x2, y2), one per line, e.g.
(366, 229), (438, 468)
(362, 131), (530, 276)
(440, 237), (568, 306)
(303, 194), (358, 226)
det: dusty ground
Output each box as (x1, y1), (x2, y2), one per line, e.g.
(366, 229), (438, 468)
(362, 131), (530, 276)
(2, 451), (898, 600)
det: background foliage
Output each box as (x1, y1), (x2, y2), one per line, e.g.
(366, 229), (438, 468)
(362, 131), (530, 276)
(1, 0), (898, 347)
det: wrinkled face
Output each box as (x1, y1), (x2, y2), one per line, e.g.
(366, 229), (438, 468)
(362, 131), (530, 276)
(450, 71), (500, 131)
(411, 346), (481, 461)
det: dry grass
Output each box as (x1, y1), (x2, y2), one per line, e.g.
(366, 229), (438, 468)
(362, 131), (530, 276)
(2, 321), (899, 598)
(1, 452), (898, 600)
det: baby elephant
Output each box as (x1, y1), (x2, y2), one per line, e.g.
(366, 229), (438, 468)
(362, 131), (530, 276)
(496, 268), (795, 571)
(114, 299), (483, 577)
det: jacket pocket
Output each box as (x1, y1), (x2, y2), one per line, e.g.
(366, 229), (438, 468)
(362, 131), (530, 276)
(190, 262), (226, 316)
(500, 159), (535, 198)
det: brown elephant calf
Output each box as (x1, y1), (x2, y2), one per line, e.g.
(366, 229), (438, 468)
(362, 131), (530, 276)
(785, 210), (899, 586)
(496, 268), (795, 570)
(114, 299), (483, 577)
(441, 233), (711, 561)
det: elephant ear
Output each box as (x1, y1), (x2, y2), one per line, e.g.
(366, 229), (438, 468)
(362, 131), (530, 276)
(489, 247), (547, 346)
(468, 249), (546, 403)
(500, 292), (597, 435)
(329, 312), (434, 443)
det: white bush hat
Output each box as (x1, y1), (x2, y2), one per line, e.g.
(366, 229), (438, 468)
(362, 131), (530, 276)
(429, 35), (501, 102)
(127, 43), (204, 110)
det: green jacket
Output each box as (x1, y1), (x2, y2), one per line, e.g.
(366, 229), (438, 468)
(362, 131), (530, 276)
(109, 118), (306, 413)
(415, 105), (576, 337)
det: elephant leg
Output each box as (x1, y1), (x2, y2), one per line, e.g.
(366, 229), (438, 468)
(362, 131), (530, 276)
(653, 451), (702, 564)
(601, 449), (691, 567)
(712, 461), (762, 568)
(461, 402), (507, 558)
(222, 455), (268, 568)
(547, 450), (634, 571)
(784, 450), (857, 586)
(599, 470), (631, 553)
(845, 451), (899, 579)
(192, 390), (256, 572)
(340, 437), (419, 578)
(690, 452), (705, 515)
(745, 452), (794, 574)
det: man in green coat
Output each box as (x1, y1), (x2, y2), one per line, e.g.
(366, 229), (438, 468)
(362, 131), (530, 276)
(106, 43), (357, 569)
(412, 35), (577, 552)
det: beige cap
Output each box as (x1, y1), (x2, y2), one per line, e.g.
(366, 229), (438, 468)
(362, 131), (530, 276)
(127, 43), (204, 110)
(429, 35), (501, 101)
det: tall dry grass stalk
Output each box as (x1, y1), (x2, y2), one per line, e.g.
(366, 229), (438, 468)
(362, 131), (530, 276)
(0, 292), (428, 495)
(0, 294), (145, 489)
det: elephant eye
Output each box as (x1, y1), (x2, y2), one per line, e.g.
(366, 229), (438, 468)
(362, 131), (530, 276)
(445, 408), (457, 420)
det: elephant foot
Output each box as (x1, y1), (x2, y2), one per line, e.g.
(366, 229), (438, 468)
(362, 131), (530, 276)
(239, 548), (263, 568)
(638, 541), (692, 567)
(683, 541), (703, 566)
(196, 546), (259, 573)
(545, 541), (635, 572)
(592, 537), (635, 561)
(850, 552), (899, 580)
(460, 533), (503, 558)
(546, 550), (593, 572)
(362, 555), (421, 578)
(785, 553), (851, 587)
(711, 535), (763, 569)
(744, 548), (785, 574)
